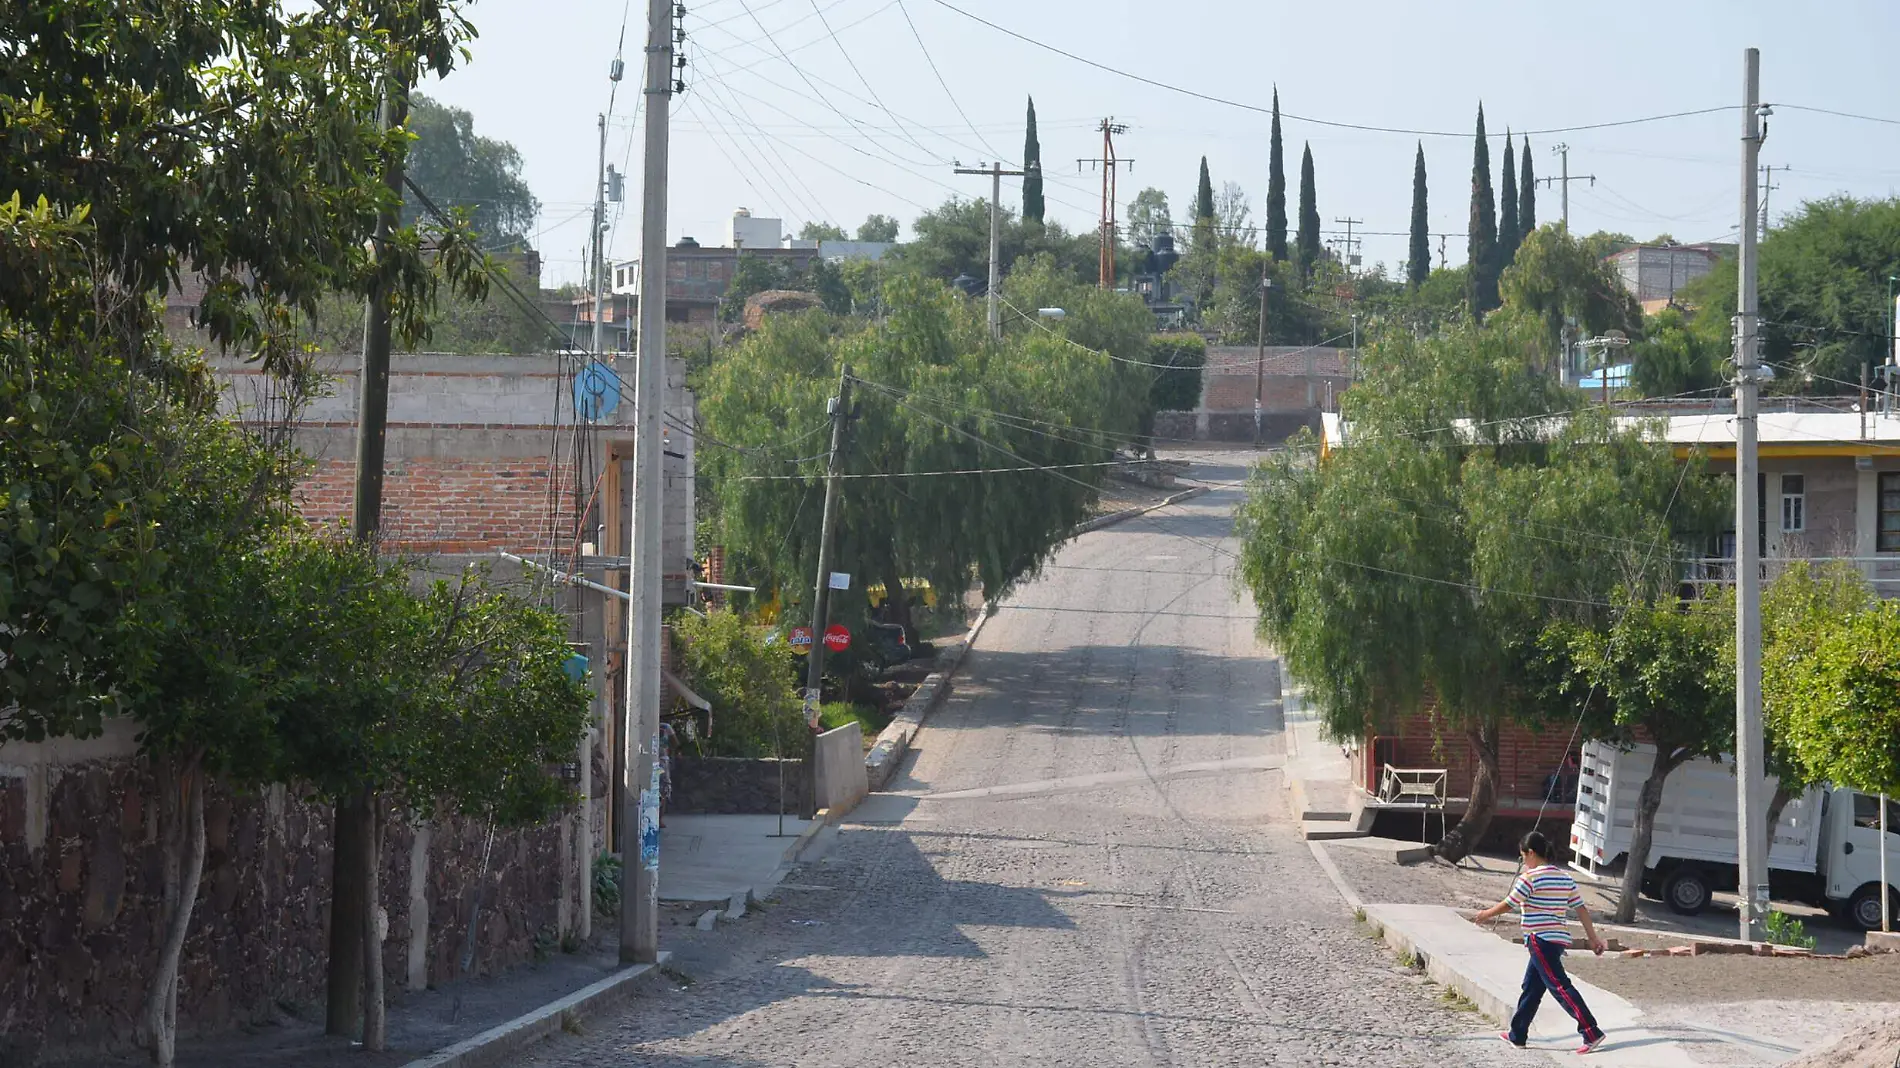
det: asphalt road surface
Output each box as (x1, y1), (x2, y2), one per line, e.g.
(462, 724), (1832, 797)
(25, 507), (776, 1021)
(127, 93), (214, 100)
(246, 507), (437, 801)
(530, 451), (1542, 1068)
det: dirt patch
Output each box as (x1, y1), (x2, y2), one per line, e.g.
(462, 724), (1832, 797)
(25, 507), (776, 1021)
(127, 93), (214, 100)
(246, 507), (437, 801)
(1091, 478), (1179, 517)
(1783, 1013), (1900, 1068)
(1565, 948), (1900, 1006)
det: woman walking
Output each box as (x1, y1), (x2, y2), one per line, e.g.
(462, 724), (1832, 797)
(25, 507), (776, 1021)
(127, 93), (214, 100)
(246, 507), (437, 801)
(1474, 831), (1608, 1055)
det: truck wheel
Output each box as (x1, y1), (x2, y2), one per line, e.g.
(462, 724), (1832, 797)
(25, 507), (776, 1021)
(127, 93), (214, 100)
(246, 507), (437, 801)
(1847, 885), (1896, 932)
(1662, 868), (1711, 915)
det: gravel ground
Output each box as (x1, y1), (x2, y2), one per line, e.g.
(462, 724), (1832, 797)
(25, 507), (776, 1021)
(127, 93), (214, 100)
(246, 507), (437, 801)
(520, 453), (1539, 1068)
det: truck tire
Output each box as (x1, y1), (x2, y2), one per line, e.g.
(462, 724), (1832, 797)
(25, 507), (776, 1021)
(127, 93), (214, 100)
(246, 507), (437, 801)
(1847, 884), (1896, 932)
(1662, 868), (1712, 915)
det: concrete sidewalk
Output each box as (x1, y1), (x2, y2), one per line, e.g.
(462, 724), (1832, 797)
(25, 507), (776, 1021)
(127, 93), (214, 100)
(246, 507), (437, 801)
(657, 813), (818, 904)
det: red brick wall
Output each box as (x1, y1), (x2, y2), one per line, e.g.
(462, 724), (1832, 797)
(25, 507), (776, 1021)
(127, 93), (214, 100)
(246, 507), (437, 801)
(1356, 708), (1581, 813)
(297, 458), (581, 555)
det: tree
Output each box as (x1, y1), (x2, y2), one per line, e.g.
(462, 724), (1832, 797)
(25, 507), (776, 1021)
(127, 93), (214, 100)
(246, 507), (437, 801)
(1541, 596), (1734, 922)
(1468, 106), (1500, 318)
(1267, 88), (1289, 262)
(1409, 144), (1431, 289)
(1126, 188), (1173, 251)
(1764, 563), (1900, 801)
(1236, 320), (1719, 861)
(1762, 563), (1874, 830)
(1216, 182), (1256, 247)
(403, 94), (540, 246)
(1297, 144), (1320, 282)
(699, 266), (1150, 644)
(798, 221), (849, 242)
(1496, 225), (1641, 365)
(892, 196), (1097, 286)
(1520, 136), (1537, 234)
(1499, 133), (1521, 267)
(1022, 96), (1045, 226)
(1630, 306), (1724, 398)
(857, 213), (900, 242)
(673, 608), (801, 757)
(1195, 157), (1216, 225)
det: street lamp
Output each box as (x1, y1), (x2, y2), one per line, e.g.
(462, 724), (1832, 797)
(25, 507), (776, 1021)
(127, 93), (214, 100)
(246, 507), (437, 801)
(1581, 330), (1631, 407)
(1254, 274), (1274, 446)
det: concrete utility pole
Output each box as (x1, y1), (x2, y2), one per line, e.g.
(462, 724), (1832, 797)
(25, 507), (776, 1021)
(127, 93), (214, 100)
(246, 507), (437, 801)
(1758, 163), (1787, 241)
(954, 163), (1026, 339)
(1733, 46), (1770, 944)
(621, 0), (676, 966)
(1333, 217), (1363, 270)
(1537, 144), (1596, 230)
(592, 113), (609, 356)
(803, 366), (854, 817)
(1253, 274), (1271, 445)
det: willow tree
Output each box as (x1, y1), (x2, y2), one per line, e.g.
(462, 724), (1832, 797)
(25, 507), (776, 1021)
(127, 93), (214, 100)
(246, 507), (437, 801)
(699, 261), (1150, 647)
(1237, 320), (1719, 860)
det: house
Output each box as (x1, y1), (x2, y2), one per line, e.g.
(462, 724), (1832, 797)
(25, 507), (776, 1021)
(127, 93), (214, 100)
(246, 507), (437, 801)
(609, 237), (821, 325)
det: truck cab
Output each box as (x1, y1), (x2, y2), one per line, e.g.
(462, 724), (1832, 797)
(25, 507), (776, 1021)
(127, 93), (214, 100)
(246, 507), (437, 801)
(1818, 789), (1900, 930)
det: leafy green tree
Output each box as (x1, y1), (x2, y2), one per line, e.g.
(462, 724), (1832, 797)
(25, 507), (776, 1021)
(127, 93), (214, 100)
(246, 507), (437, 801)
(403, 94), (539, 246)
(1147, 333), (1207, 413)
(1762, 563), (1874, 828)
(1023, 96), (1045, 226)
(1409, 144), (1431, 289)
(1267, 88), (1289, 262)
(1297, 144), (1321, 282)
(799, 221), (849, 242)
(1540, 595), (1734, 922)
(1126, 188), (1173, 251)
(1630, 306), (1724, 397)
(1468, 106), (1500, 317)
(1496, 224), (1641, 366)
(857, 213), (901, 242)
(1237, 320), (1718, 860)
(1499, 133), (1520, 267)
(1763, 563), (1900, 802)
(1195, 157), (1216, 225)
(1520, 136), (1537, 234)
(891, 196), (1096, 285)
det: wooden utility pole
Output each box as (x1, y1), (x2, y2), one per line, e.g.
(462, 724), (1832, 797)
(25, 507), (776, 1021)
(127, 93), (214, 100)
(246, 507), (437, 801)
(953, 164), (1026, 339)
(803, 366), (854, 818)
(1077, 119), (1132, 289)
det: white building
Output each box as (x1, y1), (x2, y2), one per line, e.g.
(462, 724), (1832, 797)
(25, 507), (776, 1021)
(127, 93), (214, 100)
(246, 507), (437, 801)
(728, 208), (782, 251)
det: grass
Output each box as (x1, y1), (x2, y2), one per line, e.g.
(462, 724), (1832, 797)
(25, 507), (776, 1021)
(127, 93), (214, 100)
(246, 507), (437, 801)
(1397, 948), (1421, 970)
(1438, 987), (1480, 1013)
(820, 700), (891, 736)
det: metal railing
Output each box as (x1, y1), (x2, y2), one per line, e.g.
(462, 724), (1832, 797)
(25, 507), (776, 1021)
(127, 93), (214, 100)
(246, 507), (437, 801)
(1682, 556), (1900, 593)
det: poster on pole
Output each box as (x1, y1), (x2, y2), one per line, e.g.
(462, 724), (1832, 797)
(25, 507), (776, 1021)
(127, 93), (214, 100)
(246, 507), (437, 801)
(788, 625), (813, 655)
(803, 687), (822, 729)
(823, 624), (850, 652)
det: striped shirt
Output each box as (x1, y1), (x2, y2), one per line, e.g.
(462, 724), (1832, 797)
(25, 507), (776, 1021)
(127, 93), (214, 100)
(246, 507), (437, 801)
(1507, 864), (1584, 946)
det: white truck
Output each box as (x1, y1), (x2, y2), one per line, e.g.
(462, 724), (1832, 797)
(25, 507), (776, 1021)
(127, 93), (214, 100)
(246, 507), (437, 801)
(1569, 740), (1899, 930)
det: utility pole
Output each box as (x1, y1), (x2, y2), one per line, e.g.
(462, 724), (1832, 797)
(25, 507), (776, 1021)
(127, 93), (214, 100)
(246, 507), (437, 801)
(332, 67), (410, 1050)
(1254, 273), (1271, 445)
(1333, 217), (1363, 271)
(1537, 144), (1596, 230)
(1758, 163), (1787, 241)
(953, 163), (1025, 339)
(803, 366), (854, 817)
(1077, 119), (1132, 289)
(621, 0), (678, 966)
(592, 113), (609, 357)
(1733, 45), (1769, 945)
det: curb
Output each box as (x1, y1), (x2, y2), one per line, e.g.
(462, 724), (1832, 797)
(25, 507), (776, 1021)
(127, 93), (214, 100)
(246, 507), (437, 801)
(1307, 840), (1365, 914)
(394, 951), (672, 1068)
(864, 609), (991, 790)
(1069, 485), (1208, 536)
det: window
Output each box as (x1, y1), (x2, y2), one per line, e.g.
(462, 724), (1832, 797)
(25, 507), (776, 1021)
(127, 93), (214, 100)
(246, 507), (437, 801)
(1852, 792), (1900, 831)
(1882, 473), (1900, 552)
(1780, 473), (1805, 533)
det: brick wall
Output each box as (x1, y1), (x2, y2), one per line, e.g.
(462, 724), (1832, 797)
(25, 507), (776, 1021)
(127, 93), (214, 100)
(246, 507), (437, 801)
(296, 458), (582, 556)
(1353, 708), (1581, 815)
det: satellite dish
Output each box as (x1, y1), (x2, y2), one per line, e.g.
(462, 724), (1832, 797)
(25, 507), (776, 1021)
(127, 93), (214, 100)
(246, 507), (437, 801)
(574, 362), (622, 421)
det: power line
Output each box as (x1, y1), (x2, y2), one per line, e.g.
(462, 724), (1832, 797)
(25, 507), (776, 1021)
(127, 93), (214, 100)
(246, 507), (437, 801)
(927, 0), (1733, 140)
(896, 0), (1008, 162)
(803, 0), (939, 161)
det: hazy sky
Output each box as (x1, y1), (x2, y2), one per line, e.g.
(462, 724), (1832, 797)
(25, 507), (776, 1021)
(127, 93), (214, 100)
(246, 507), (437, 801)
(423, 0), (1900, 287)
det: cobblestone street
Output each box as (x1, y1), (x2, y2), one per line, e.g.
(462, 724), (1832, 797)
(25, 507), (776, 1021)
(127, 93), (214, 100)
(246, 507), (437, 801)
(527, 454), (1545, 1067)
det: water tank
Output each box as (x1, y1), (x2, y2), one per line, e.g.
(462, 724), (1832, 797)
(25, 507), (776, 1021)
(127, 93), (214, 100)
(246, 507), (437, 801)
(1151, 232), (1180, 273)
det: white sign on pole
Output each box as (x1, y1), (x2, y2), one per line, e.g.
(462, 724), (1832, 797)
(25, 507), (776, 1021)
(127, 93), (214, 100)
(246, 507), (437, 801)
(828, 572), (851, 590)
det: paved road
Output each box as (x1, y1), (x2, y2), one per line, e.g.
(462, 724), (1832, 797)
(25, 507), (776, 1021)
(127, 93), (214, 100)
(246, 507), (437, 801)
(531, 451), (1542, 1067)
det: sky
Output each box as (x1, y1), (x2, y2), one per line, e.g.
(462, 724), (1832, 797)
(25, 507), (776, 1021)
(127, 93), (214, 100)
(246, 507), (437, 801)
(422, 0), (1900, 288)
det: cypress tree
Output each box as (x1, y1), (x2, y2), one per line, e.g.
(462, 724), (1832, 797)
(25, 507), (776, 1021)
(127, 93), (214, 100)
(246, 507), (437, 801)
(1267, 87), (1288, 261)
(1499, 131), (1520, 266)
(1468, 105), (1499, 316)
(1297, 142), (1320, 280)
(1022, 96), (1044, 226)
(1195, 156), (1215, 223)
(1408, 143), (1430, 289)
(1519, 135), (1536, 235)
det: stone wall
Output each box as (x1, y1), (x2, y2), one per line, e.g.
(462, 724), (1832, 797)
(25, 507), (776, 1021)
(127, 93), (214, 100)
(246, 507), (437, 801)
(669, 758), (807, 816)
(0, 742), (570, 1063)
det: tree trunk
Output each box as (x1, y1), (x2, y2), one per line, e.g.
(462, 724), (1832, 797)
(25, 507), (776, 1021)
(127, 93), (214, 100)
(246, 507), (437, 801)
(879, 555), (914, 645)
(1432, 722), (1500, 862)
(1765, 783), (1795, 850)
(325, 796), (368, 1037)
(1616, 747), (1685, 924)
(141, 750), (206, 1067)
(360, 789), (386, 1050)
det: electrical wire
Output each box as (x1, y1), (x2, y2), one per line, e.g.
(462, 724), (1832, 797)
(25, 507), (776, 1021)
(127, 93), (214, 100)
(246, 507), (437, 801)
(895, 0), (1008, 162)
(803, 0), (938, 161)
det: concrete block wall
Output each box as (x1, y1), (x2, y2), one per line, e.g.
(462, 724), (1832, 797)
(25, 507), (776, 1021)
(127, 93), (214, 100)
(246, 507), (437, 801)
(812, 723), (868, 814)
(1151, 345), (1350, 444)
